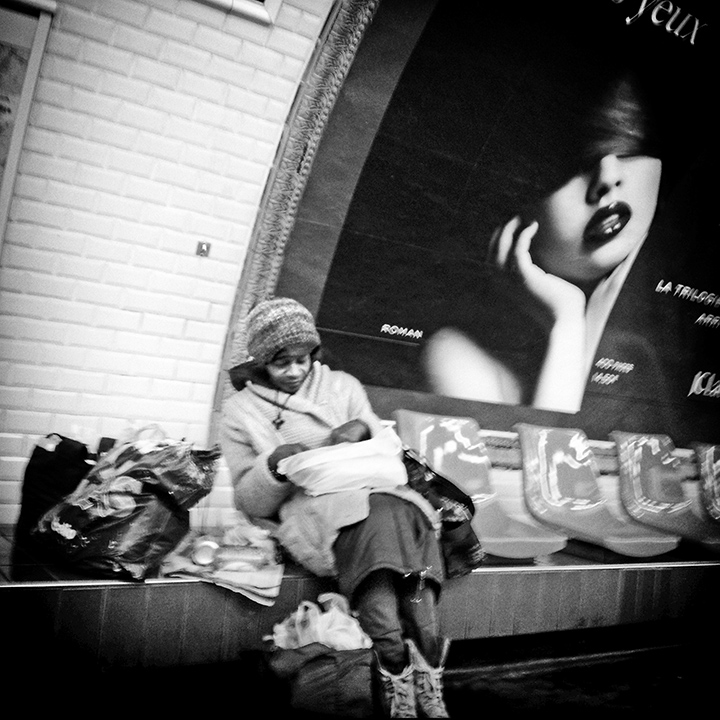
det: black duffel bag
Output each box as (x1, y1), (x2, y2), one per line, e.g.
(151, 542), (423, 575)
(14, 434), (93, 552)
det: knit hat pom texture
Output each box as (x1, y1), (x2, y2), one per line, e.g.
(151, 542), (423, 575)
(245, 297), (321, 364)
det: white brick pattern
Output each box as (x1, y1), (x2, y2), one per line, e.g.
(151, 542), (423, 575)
(0, 0), (335, 525)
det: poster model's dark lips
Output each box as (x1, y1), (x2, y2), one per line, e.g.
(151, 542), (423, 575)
(583, 201), (632, 245)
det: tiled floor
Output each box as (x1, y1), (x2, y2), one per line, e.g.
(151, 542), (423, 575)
(51, 623), (712, 715)
(443, 639), (713, 714)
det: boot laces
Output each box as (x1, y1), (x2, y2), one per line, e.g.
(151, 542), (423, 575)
(415, 668), (449, 718)
(379, 666), (416, 718)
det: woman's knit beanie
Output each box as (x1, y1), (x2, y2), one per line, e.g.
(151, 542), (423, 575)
(245, 297), (321, 364)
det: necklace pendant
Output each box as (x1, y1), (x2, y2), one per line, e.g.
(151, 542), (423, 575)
(272, 389), (290, 430)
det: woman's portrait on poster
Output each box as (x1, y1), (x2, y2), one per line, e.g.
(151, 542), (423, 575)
(423, 65), (665, 414)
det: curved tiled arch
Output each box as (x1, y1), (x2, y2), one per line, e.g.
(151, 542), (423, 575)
(214, 0), (381, 419)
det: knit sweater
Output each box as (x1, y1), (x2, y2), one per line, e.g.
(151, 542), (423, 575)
(219, 361), (438, 576)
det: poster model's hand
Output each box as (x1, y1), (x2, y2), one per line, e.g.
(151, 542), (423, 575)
(489, 216), (587, 413)
(489, 216), (586, 321)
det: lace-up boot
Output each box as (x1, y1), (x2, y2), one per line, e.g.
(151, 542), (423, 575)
(407, 637), (451, 718)
(375, 657), (416, 718)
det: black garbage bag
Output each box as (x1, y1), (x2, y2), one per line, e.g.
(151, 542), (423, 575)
(14, 434), (93, 556)
(402, 447), (486, 577)
(266, 642), (374, 718)
(32, 434), (221, 580)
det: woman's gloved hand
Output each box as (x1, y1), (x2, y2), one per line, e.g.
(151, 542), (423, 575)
(329, 419), (371, 445)
(268, 443), (308, 479)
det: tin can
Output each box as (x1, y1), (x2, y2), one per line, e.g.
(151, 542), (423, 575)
(191, 537), (220, 566)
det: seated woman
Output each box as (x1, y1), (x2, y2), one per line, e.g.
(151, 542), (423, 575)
(220, 296), (449, 718)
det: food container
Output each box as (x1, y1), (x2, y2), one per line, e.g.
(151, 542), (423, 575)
(191, 537), (220, 566)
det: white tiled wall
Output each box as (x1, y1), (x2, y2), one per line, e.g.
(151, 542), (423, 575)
(0, 0), (336, 524)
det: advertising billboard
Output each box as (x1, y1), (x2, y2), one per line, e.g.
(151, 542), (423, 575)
(276, 0), (718, 446)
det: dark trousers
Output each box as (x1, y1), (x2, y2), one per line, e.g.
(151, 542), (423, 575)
(353, 568), (440, 674)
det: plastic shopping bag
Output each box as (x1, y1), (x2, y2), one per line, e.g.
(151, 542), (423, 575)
(265, 593), (374, 717)
(402, 447), (486, 577)
(33, 428), (221, 580)
(270, 592), (372, 651)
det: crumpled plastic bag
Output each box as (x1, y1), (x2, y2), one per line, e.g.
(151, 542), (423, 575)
(32, 426), (221, 580)
(268, 593), (372, 651)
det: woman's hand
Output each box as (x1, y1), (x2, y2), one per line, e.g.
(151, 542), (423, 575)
(329, 419), (371, 445)
(268, 443), (308, 474)
(489, 216), (588, 413)
(488, 216), (586, 321)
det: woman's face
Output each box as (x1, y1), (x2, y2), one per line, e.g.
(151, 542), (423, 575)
(526, 154), (662, 286)
(265, 344), (313, 394)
